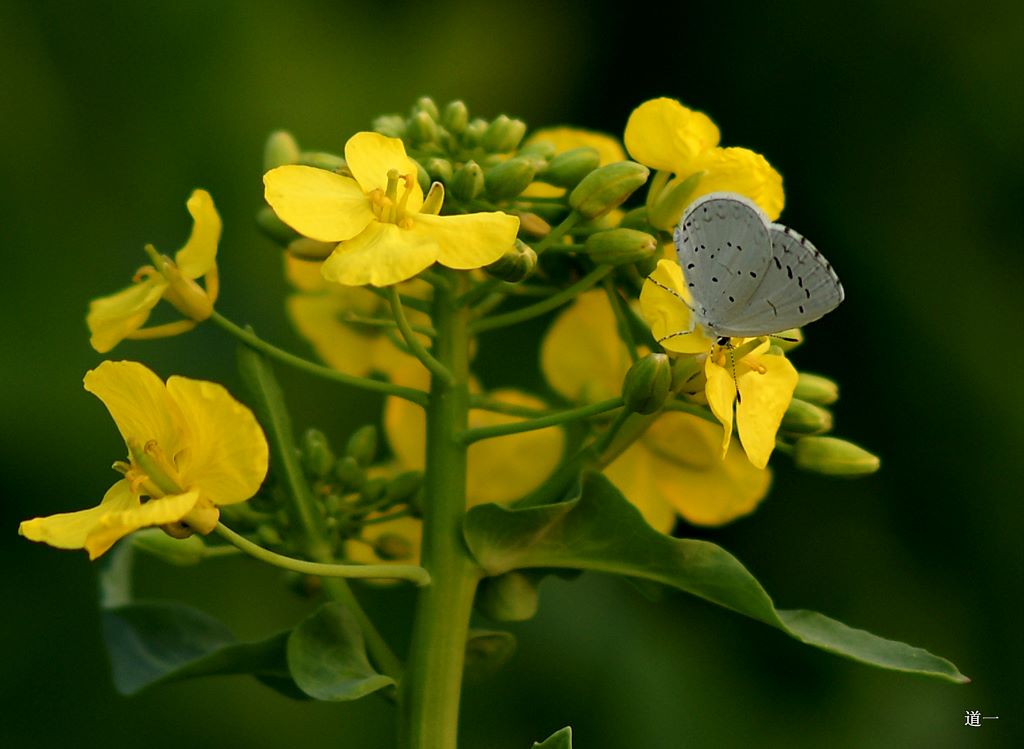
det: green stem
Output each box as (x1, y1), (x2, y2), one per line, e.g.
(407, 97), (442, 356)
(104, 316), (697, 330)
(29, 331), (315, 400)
(211, 311), (428, 406)
(532, 211), (581, 256)
(388, 287), (455, 385)
(399, 271), (481, 749)
(603, 280), (639, 362)
(214, 523), (430, 585)
(469, 395), (548, 418)
(470, 264), (612, 334)
(462, 397), (623, 444)
(342, 313), (436, 337)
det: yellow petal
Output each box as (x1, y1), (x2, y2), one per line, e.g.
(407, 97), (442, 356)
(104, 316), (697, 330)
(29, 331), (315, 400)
(624, 98), (720, 173)
(525, 127), (626, 165)
(321, 221), (440, 287)
(84, 490), (201, 559)
(735, 352), (798, 469)
(174, 189), (222, 279)
(603, 444), (677, 533)
(703, 356), (736, 457)
(644, 413), (771, 526)
(540, 291), (631, 403)
(165, 376), (268, 505)
(344, 131), (424, 211)
(264, 165), (375, 242)
(86, 277), (167, 353)
(466, 389), (564, 505)
(639, 259), (713, 355)
(284, 253), (330, 292)
(19, 479), (140, 554)
(84, 360), (184, 457)
(412, 211), (520, 270)
(345, 511), (423, 579)
(691, 147), (785, 221)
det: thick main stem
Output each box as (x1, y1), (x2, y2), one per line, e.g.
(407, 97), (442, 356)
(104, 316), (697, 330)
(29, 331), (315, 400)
(399, 273), (480, 749)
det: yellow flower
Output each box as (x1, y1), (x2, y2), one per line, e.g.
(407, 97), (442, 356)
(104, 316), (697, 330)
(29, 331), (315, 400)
(624, 98), (784, 228)
(19, 361), (268, 559)
(384, 364), (564, 506)
(541, 290), (770, 529)
(345, 509), (423, 569)
(264, 132), (520, 287)
(522, 127), (627, 198)
(283, 253), (429, 377)
(87, 190), (221, 353)
(639, 260), (798, 469)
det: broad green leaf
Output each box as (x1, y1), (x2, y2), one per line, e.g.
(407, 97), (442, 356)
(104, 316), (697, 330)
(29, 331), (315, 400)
(464, 629), (517, 683)
(102, 602), (294, 695)
(533, 726), (572, 748)
(464, 472), (967, 683)
(286, 602), (395, 701)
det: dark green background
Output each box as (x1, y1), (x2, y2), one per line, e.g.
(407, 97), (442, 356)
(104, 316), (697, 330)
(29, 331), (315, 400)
(2, 1), (1020, 747)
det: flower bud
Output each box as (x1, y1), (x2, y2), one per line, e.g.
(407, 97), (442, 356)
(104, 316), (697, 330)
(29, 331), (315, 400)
(386, 470), (423, 504)
(257, 206), (299, 244)
(781, 399), (833, 435)
(413, 96), (440, 121)
(485, 157), (536, 199)
(424, 157), (453, 184)
(623, 353), (672, 414)
(647, 171), (703, 230)
(513, 211), (552, 239)
(618, 206), (654, 232)
(257, 524), (284, 547)
(569, 161), (650, 219)
(442, 100), (469, 134)
(463, 118), (489, 147)
(408, 110), (438, 145)
(301, 428), (335, 478)
(299, 151), (347, 172)
(374, 533), (415, 561)
(793, 436), (881, 477)
(485, 240), (537, 282)
(263, 130), (300, 171)
(451, 160), (485, 201)
(346, 424), (378, 466)
(373, 114), (407, 138)
(541, 147), (601, 188)
(518, 140), (557, 161)
(131, 528), (208, 566)
(482, 114), (527, 152)
(475, 571), (539, 622)
(584, 228), (658, 266)
(794, 372), (840, 405)
(361, 477), (388, 504)
(334, 455), (365, 490)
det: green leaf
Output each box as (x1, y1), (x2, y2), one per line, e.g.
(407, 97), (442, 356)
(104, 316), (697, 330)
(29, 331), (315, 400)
(464, 629), (517, 683)
(464, 472), (968, 683)
(286, 602), (395, 701)
(533, 726), (572, 748)
(101, 602), (295, 696)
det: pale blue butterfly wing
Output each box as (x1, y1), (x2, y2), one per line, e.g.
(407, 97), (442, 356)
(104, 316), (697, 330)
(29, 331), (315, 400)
(673, 193), (774, 337)
(673, 192), (843, 338)
(720, 224), (844, 336)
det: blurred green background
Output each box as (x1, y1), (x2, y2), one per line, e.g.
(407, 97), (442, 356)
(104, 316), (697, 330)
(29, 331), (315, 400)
(2, 0), (1021, 747)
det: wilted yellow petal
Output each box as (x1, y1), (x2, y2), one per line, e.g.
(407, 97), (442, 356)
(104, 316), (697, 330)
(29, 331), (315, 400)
(691, 147), (785, 221)
(413, 211), (519, 270)
(644, 413), (771, 526)
(345, 131), (424, 211)
(624, 98), (720, 173)
(735, 352), (798, 469)
(165, 376), (268, 505)
(174, 189), (222, 279)
(541, 291), (630, 403)
(264, 165), (374, 242)
(603, 445), (677, 533)
(321, 221), (440, 287)
(84, 361), (184, 457)
(86, 277), (167, 353)
(639, 259), (713, 355)
(703, 355), (736, 457)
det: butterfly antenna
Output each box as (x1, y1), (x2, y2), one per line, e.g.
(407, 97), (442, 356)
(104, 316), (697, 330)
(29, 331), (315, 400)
(657, 329), (694, 344)
(645, 275), (695, 312)
(725, 341), (742, 404)
(769, 333), (800, 343)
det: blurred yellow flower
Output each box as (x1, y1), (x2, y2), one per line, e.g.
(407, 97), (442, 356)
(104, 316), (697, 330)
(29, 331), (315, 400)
(639, 260), (797, 469)
(264, 132), (519, 286)
(541, 290), (770, 530)
(87, 189), (221, 353)
(523, 127), (626, 198)
(624, 98), (784, 228)
(19, 361), (268, 559)
(346, 510), (423, 568)
(283, 254), (429, 377)
(385, 364), (564, 506)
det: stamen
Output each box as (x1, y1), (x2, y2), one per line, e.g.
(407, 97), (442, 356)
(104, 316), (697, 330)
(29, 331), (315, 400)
(132, 265), (158, 283)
